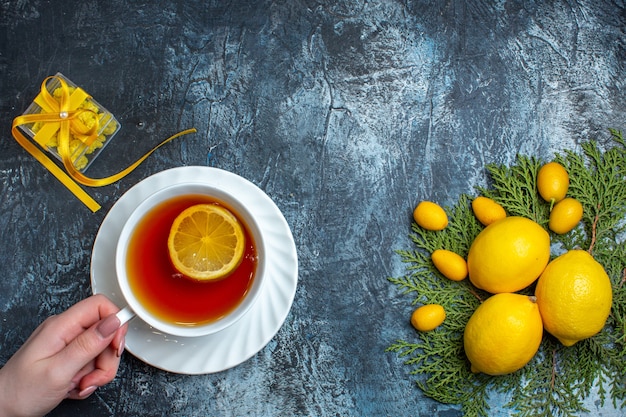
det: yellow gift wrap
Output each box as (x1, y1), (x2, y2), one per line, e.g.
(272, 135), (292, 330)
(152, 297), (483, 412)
(19, 73), (121, 172)
(11, 73), (195, 212)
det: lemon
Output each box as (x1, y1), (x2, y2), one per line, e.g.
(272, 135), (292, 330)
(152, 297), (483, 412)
(535, 250), (613, 346)
(411, 304), (446, 332)
(168, 204), (245, 281)
(464, 293), (543, 375)
(471, 196), (506, 226)
(431, 249), (468, 281)
(467, 216), (550, 293)
(537, 162), (569, 204)
(548, 197), (583, 234)
(413, 201), (448, 231)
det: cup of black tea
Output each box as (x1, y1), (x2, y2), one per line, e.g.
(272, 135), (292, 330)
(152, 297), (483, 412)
(115, 182), (266, 337)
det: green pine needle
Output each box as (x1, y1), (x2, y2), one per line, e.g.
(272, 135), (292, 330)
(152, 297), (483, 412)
(387, 129), (626, 416)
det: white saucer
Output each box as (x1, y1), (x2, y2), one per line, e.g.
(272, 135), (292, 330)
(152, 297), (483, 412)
(90, 167), (298, 374)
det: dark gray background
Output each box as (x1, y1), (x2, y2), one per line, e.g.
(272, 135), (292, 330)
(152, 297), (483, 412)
(0, 1), (624, 416)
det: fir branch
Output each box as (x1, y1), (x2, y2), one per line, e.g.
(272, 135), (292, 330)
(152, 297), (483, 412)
(479, 156), (549, 225)
(559, 133), (626, 254)
(388, 129), (626, 416)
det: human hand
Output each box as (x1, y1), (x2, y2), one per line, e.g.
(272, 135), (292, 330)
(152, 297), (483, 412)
(0, 294), (128, 417)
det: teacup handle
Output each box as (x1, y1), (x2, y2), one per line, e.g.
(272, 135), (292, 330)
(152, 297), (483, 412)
(116, 305), (136, 326)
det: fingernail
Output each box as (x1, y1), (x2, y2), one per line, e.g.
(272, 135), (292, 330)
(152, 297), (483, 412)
(117, 337), (126, 357)
(96, 314), (121, 338)
(78, 385), (98, 398)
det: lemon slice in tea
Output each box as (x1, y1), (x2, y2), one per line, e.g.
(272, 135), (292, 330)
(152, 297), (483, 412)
(167, 204), (245, 281)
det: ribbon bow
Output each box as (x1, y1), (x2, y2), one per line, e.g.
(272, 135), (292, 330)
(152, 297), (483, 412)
(11, 75), (196, 212)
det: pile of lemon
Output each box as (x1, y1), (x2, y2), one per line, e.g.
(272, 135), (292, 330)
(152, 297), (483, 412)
(411, 162), (613, 376)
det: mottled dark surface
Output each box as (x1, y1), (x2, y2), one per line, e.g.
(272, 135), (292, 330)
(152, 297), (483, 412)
(0, 1), (624, 416)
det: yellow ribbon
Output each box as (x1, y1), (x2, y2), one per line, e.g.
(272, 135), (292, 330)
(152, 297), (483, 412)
(11, 75), (196, 212)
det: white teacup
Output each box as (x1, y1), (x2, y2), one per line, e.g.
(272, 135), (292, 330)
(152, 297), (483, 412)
(115, 182), (266, 337)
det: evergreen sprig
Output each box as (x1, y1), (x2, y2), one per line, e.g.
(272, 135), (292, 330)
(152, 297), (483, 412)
(480, 155), (550, 226)
(387, 129), (626, 416)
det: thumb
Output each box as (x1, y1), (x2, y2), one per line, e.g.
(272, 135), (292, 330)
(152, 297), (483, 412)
(55, 314), (121, 377)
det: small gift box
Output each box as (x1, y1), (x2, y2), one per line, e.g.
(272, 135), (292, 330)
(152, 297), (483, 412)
(17, 73), (121, 172)
(12, 72), (195, 212)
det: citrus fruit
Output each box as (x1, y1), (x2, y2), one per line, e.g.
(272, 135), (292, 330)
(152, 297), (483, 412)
(471, 196), (506, 226)
(548, 197), (583, 234)
(411, 304), (446, 332)
(464, 293), (543, 375)
(167, 204), (245, 281)
(413, 201), (448, 231)
(535, 250), (613, 346)
(467, 216), (550, 293)
(537, 162), (569, 204)
(431, 249), (468, 281)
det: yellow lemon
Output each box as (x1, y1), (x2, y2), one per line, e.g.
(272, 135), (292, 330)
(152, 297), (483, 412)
(471, 196), (506, 226)
(413, 201), (448, 231)
(535, 250), (613, 346)
(467, 216), (550, 293)
(168, 204), (245, 281)
(537, 162), (569, 204)
(431, 249), (468, 281)
(464, 293), (543, 375)
(548, 197), (583, 234)
(411, 304), (446, 332)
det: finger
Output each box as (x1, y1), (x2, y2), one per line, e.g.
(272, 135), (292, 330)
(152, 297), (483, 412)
(27, 295), (122, 355)
(73, 326), (126, 391)
(56, 295), (122, 345)
(64, 324), (127, 397)
(50, 313), (121, 381)
(76, 348), (121, 391)
(67, 384), (98, 400)
(70, 361), (96, 389)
